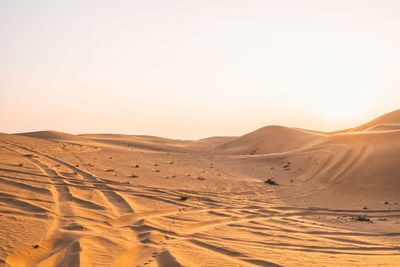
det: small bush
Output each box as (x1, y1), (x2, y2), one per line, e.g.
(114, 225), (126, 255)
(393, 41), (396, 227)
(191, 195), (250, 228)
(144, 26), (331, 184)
(356, 215), (372, 222)
(265, 179), (278, 185)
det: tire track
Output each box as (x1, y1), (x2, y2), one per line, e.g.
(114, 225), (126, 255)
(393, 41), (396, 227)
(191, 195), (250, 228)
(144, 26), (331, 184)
(13, 145), (133, 215)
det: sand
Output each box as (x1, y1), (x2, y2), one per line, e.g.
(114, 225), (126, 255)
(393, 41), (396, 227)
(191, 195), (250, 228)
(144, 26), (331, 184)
(1, 110), (400, 266)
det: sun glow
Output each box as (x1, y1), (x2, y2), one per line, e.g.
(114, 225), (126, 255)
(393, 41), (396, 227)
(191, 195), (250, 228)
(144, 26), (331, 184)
(301, 45), (378, 122)
(310, 83), (375, 121)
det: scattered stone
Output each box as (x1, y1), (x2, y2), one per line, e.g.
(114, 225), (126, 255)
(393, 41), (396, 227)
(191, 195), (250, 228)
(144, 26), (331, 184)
(363, 207), (367, 210)
(134, 165), (139, 168)
(33, 244), (39, 249)
(180, 196), (188, 201)
(384, 201), (389, 204)
(198, 177), (205, 180)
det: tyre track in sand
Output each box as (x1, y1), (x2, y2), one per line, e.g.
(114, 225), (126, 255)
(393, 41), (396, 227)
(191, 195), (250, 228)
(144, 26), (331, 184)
(13, 145), (133, 215)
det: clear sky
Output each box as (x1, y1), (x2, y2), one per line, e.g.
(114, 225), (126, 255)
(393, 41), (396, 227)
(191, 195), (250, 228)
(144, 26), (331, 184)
(1, 1), (399, 139)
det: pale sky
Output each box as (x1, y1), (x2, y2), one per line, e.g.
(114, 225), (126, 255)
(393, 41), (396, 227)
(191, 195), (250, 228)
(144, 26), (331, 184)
(1, 1), (400, 139)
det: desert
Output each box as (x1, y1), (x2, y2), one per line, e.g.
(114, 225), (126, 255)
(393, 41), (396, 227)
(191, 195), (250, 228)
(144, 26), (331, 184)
(2, 2), (400, 266)
(0, 110), (400, 266)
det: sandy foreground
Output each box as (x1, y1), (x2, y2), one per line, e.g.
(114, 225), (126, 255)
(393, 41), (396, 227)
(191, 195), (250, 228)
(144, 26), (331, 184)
(1, 111), (400, 266)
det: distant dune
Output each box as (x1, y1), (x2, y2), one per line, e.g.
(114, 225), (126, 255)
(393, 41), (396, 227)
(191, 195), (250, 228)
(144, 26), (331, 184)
(327, 109), (400, 134)
(216, 125), (324, 155)
(1, 110), (400, 266)
(16, 130), (86, 142)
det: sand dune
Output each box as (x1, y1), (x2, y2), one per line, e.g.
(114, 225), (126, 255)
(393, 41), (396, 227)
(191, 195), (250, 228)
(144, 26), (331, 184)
(327, 109), (400, 134)
(16, 131), (87, 143)
(216, 125), (324, 155)
(78, 134), (202, 153)
(1, 110), (400, 266)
